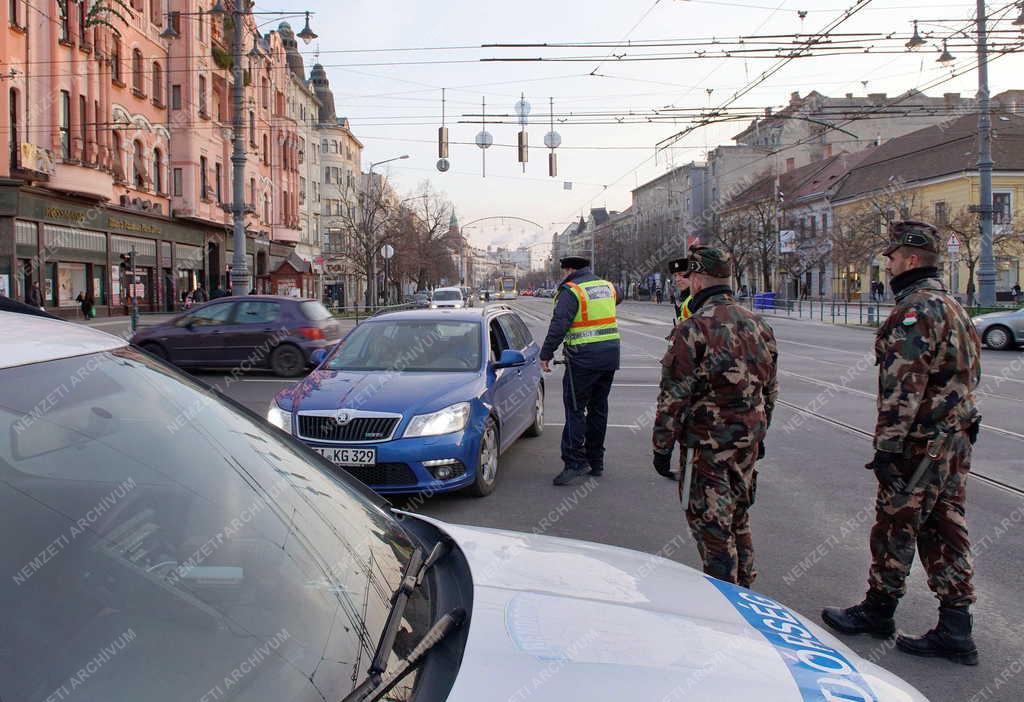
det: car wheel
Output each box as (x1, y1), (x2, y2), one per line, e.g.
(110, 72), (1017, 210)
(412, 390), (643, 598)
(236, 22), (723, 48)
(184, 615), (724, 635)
(467, 417), (499, 497)
(270, 344), (306, 377)
(140, 342), (168, 361)
(984, 325), (1014, 351)
(524, 385), (544, 437)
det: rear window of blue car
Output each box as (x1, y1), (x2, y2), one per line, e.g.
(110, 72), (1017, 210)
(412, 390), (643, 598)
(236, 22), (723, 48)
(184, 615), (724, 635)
(328, 321), (481, 371)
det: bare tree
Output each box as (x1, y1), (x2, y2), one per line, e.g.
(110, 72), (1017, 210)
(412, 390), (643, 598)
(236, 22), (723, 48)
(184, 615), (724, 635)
(404, 182), (459, 290)
(939, 205), (1018, 305)
(712, 211), (757, 291)
(326, 173), (396, 308)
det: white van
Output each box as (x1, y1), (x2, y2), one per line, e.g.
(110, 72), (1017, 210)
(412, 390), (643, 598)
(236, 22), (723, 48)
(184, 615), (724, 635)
(431, 286), (466, 309)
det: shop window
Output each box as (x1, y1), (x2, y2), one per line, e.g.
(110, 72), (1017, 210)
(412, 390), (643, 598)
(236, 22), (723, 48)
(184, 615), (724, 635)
(45, 262), (57, 306)
(93, 264), (107, 305)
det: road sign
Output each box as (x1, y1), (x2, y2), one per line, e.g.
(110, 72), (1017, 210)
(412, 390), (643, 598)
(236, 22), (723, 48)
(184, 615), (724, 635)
(946, 233), (961, 253)
(380, 244), (395, 259)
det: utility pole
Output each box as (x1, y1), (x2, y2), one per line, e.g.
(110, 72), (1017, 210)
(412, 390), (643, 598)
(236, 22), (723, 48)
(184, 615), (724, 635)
(228, 8), (250, 296)
(976, 0), (996, 306)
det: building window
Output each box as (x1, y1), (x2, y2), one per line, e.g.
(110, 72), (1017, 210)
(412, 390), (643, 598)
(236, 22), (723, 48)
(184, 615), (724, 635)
(261, 78), (269, 110)
(215, 162), (222, 203)
(198, 75), (207, 116)
(263, 194), (270, 222)
(77, 0), (87, 44)
(171, 84), (181, 109)
(785, 157), (795, 172)
(248, 110), (255, 144)
(9, 0), (21, 27)
(152, 62), (163, 104)
(821, 212), (828, 234)
(994, 192), (1012, 225)
(110, 38), (122, 83)
(172, 167), (182, 197)
(197, 8), (203, 40)
(249, 177), (255, 206)
(200, 156), (208, 199)
(78, 94), (87, 161)
(59, 0), (69, 41)
(59, 91), (71, 159)
(149, 0), (160, 25)
(8, 88), (18, 165)
(132, 140), (146, 189)
(169, 10), (180, 34)
(111, 131), (123, 180)
(153, 148), (163, 193)
(934, 201), (948, 226)
(131, 49), (145, 95)
(262, 134), (268, 164)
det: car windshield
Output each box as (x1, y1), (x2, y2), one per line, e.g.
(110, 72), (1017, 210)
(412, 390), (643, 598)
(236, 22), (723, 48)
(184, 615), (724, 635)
(327, 320), (481, 372)
(413, 293), (429, 301)
(0, 348), (427, 701)
(432, 291), (461, 301)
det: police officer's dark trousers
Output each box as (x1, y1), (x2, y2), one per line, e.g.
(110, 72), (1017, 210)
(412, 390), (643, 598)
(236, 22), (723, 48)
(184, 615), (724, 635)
(560, 364), (615, 472)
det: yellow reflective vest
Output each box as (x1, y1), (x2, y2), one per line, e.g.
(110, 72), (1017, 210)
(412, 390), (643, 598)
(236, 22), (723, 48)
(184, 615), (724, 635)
(555, 279), (621, 346)
(677, 294), (694, 322)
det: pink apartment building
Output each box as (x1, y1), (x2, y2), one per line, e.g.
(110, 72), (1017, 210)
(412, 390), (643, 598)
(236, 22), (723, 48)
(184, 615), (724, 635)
(0, 0), (305, 316)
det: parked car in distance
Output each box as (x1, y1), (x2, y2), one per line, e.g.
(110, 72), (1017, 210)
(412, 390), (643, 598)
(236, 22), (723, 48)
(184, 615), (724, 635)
(431, 287), (466, 309)
(411, 291), (432, 308)
(272, 307), (544, 497)
(131, 295), (342, 377)
(0, 310), (931, 702)
(973, 306), (1024, 350)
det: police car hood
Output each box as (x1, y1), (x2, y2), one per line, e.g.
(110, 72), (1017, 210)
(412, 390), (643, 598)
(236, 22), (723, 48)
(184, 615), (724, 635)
(403, 514), (928, 702)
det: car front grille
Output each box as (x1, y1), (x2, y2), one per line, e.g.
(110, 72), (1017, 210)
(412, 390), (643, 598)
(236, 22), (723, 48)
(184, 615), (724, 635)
(298, 415), (399, 442)
(338, 463), (418, 487)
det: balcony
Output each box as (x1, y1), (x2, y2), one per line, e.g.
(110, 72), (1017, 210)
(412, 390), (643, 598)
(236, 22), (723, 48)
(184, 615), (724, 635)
(271, 225), (302, 244)
(47, 162), (114, 201)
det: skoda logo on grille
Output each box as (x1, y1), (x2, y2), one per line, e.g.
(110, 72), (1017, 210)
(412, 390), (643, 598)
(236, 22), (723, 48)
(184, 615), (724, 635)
(335, 410), (353, 425)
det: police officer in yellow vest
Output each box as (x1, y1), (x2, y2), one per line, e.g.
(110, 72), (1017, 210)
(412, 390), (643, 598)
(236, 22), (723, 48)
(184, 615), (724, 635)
(670, 257), (694, 324)
(540, 256), (622, 485)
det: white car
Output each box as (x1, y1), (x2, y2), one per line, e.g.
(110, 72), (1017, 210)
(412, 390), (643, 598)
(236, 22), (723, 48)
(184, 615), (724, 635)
(0, 311), (927, 702)
(430, 286), (466, 309)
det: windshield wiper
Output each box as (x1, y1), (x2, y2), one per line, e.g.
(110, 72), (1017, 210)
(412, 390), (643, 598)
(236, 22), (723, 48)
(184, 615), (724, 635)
(343, 540), (457, 702)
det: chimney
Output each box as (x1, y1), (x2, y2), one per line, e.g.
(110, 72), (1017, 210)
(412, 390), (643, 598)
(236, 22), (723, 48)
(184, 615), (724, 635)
(944, 92), (961, 108)
(845, 93), (853, 99)
(790, 91), (801, 106)
(868, 93), (887, 105)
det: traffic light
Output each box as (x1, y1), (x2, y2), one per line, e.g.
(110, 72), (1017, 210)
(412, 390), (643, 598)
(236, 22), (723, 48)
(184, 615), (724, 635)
(119, 251), (135, 271)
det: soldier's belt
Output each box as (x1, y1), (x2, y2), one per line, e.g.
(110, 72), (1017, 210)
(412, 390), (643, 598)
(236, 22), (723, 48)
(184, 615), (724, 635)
(902, 430), (953, 494)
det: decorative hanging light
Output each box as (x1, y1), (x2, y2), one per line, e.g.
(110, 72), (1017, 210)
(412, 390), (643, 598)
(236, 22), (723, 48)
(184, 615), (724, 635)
(514, 93), (531, 173)
(297, 12), (318, 44)
(544, 97), (561, 178)
(475, 97), (493, 178)
(936, 39), (955, 64)
(437, 88), (450, 173)
(905, 20), (926, 50)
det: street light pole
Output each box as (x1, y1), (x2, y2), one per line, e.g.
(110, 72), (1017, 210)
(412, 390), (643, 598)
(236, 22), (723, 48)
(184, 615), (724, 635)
(976, 0), (996, 306)
(364, 155), (408, 307)
(228, 9), (249, 296)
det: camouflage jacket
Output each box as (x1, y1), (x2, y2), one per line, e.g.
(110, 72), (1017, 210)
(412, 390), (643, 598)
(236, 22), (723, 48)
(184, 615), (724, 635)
(652, 289), (779, 453)
(874, 275), (981, 454)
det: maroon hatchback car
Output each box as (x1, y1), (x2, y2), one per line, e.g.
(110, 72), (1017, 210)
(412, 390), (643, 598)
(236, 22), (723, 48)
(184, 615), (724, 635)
(130, 296), (342, 376)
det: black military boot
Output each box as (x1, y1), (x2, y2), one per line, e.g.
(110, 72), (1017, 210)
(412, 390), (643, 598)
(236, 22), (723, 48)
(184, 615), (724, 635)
(896, 606), (978, 665)
(821, 591), (897, 638)
(552, 466), (588, 486)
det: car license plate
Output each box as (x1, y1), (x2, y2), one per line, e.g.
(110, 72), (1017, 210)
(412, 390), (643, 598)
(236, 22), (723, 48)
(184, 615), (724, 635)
(315, 447), (376, 466)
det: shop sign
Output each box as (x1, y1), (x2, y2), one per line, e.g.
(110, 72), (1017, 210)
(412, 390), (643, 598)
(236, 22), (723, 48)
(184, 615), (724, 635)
(43, 206), (87, 224)
(110, 217), (160, 235)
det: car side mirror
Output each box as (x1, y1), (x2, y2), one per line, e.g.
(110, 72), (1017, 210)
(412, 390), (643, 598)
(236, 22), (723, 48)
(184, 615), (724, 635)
(311, 348), (328, 366)
(492, 349), (526, 370)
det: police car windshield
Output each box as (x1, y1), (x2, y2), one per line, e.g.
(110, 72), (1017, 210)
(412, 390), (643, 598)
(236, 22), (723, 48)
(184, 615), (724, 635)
(0, 347), (425, 701)
(327, 320), (481, 372)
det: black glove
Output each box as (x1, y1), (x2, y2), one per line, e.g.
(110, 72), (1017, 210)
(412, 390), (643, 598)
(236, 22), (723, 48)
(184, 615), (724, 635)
(866, 450), (904, 492)
(968, 418), (981, 445)
(653, 451), (674, 479)
(757, 441), (766, 460)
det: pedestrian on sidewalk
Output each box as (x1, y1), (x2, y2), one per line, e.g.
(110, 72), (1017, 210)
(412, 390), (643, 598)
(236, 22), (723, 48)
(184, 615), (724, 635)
(540, 256), (621, 486)
(26, 282), (43, 310)
(656, 287), (664, 304)
(75, 291), (95, 319)
(652, 247), (778, 587)
(822, 220), (983, 666)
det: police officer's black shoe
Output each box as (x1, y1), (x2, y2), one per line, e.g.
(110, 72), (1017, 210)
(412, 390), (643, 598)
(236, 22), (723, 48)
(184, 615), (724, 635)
(821, 592), (897, 638)
(588, 465), (603, 477)
(553, 467), (589, 485)
(896, 606), (978, 666)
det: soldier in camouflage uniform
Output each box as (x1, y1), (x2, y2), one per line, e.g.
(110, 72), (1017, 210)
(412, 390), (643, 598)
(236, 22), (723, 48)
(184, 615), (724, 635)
(822, 221), (983, 666)
(652, 247), (778, 587)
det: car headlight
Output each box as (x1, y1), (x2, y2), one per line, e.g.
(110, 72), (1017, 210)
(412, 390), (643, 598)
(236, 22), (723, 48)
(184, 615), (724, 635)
(266, 403), (292, 432)
(404, 402), (470, 438)
(971, 317), (982, 325)
(430, 303), (437, 308)
(454, 302), (463, 308)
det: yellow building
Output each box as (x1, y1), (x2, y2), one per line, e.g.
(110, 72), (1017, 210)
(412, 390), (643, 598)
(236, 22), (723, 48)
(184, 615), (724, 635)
(830, 113), (1024, 303)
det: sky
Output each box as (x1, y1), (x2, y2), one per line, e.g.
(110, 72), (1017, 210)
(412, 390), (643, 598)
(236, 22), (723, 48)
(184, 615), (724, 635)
(270, 0), (1023, 253)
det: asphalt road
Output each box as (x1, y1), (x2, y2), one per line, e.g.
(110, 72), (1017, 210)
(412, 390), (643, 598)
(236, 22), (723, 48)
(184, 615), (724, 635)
(102, 299), (1024, 702)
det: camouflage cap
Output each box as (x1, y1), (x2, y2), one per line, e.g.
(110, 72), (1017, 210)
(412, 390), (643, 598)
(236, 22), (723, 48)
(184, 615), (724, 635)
(883, 220), (941, 256)
(683, 246), (732, 279)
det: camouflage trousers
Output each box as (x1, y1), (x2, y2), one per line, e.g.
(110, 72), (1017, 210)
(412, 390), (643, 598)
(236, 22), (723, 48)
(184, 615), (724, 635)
(682, 444), (758, 588)
(868, 431), (975, 607)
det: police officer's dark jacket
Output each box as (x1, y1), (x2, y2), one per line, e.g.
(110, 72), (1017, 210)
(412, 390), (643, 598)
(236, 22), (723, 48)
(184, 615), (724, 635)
(539, 267), (621, 371)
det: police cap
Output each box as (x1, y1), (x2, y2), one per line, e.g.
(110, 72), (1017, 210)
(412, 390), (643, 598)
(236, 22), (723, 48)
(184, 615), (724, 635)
(559, 256), (590, 269)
